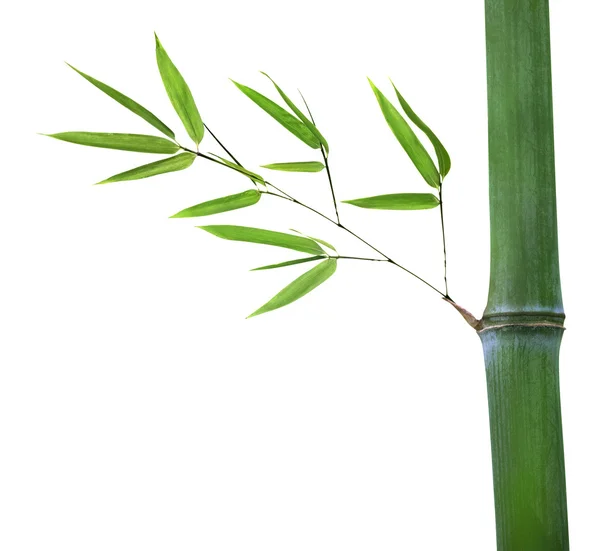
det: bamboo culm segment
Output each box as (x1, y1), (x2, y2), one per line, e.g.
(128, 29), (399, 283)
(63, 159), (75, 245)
(484, 0), (562, 316)
(480, 326), (568, 550)
(483, 1), (568, 549)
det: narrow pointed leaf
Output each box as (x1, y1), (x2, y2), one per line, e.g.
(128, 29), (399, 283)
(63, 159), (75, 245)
(248, 258), (337, 318)
(290, 229), (336, 252)
(155, 34), (204, 145)
(231, 81), (320, 149)
(66, 64), (175, 139)
(368, 79), (440, 189)
(97, 152), (195, 184)
(198, 225), (325, 255)
(208, 154), (265, 184)
(45, 132), (179, 154)
(342, 193), (440, 210)
(391, 81), (451, 178)
(261, 73), (329, 154)
(261, 161), (324, 173)
(250, 256), (325, 271)
(171, 190), (261, 218)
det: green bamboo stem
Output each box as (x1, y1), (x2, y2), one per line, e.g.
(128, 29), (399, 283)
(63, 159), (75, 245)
(481, 326), (568, 550)
(483, 0), (569, 549)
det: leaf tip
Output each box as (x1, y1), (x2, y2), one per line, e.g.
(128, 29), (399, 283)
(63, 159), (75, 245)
(64, 61), (82, 76)
(259, 71), (273, 82)
(388, 78), (401, 95)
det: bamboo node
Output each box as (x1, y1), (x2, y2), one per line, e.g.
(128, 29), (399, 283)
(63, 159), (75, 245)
(442, 300), (566, 333)
(477, 322), (565, 333)
(477, 311), (565, 333)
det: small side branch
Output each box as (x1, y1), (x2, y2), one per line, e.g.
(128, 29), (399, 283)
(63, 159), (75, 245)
(203, 127), (447, 299)
(322, 149), (340, 224)
(263, 187), (446, 298)
(443, 297), (483, 331)
(336, 256), (389, 263)
(299, 91), (340, 224)
(439, 183), (449, 298)
(204, 123), (242, 166)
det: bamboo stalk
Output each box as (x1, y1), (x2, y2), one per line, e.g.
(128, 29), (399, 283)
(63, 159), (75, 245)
(483, 0), (569, 549)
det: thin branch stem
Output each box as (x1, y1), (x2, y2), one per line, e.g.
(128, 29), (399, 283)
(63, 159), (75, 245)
(439, 183), (449, 297)
(180, 147), (260, 189)
(263, 190), (338, 226)
(322, 151), (340, 224)
(191, 129), (447, 299)
(263, 181), (295, 201)
(181, 146), (221, 165)
(336, 222), (446, 297)
(204, 124), (242, 166)
(263, 188), (446, 298)
(299, 91), (340, 224)
(335, 256), (389, 262)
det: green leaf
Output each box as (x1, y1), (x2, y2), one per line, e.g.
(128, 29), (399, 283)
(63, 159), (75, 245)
(390, 81), (451, 178)
(155, 34), (204, 146)
(260, 73), (329, 154)
(342, 193), (440, 210)
(44, 132), (180, 154)
(248, 258), (337, 318)
(66, 64), (175, 139)
(250, 256), (325, 271)
(261, 161), (324, 173)
(97, 152), (195, 184)
(290, 229), (336, 252)
(231, 80), (320, 149)
(198, 225), (325, 255)
(171, 190), (261, 218)
(368, 79), (440, 189)
(208, 154), (265, 184)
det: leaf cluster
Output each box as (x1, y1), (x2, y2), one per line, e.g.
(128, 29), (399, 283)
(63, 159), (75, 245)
(44, 34), (452, 317)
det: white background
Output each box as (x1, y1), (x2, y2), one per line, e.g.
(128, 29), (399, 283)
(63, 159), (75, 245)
(1, 1), (598, 549)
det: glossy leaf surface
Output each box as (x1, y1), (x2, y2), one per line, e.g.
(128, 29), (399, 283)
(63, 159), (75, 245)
(290, 229), (336, 252)
(250, 256), (325, 271)
(369, 79), (440, 189)
(209, 154), (265, 184)
(391, 81), (451, 178)
(261, 161), (324, 172)
(261, 72), (329, 154)
(66, 64), (175, 139)
(97, 152), (195, 184)
(171, 190), (260, 218)
(231, 81), (320, 148)
(199, 225), (325, 255)
(155, 34), (204, 145)
(248, 258), (337, 318)
(45, 132), (179, 154)
(342, 193), (440, 210)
